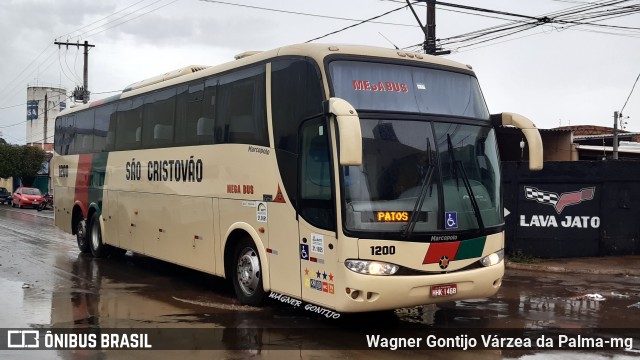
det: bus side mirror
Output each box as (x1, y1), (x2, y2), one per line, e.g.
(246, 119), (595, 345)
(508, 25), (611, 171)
(492, 112), (543, 171)
(327, 97), (362, 166)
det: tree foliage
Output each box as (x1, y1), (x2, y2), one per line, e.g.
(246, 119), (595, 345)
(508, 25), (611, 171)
(0, 144), (46, 179)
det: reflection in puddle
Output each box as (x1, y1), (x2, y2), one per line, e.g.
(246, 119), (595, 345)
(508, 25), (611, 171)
(392, 272), (640, 330)
(394, 305), (438, 325)
(0, 278), (52, 328)
(172, 296), (262, 312)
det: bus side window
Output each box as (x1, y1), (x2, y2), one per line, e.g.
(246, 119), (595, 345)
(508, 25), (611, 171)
(271, 58), (325, 209)
(94, 104), (115, 153)
(115, 98), (143, 151)
(299, 118), (335, 230)
(175, 82), (205, 146)
(216, 66), (268, 146)
(143, 87), (176, 149)
(198, 78), (216, 144)
(64, 115), (75, 155)
(75, 109), (95, 154)
(54, 117), (62, 154)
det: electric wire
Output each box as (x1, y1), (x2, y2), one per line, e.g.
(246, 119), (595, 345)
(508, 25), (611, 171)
(384, 0), (640, 52)
(199, 0), (418, 28)
(1, 0), (154, 105)
(57, 0), (150, 40)
(3, 94), (75, 144)
(83, 0), (180, 40)
(620, 73), (640, 114)
(305, 4), (411, 43)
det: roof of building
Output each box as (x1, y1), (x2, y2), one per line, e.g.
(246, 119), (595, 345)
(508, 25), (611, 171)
(576, 144), (640, 154)
(497, 126), (572, 133)
(574, 132), (640, 140)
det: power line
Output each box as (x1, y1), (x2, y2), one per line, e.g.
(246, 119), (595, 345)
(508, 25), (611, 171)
(83, 0), (178, 40)
(432, 0), (640, 52)
(59, 48), (80, 85)
(621, 73), (640, 113)
(0, 121), (29, 129)
(305, 4), (411, 43)
(0, 45), (53, 103)
(58, 0), (150, 40)
(0, 49), (60, 108)
(2, 94), (75, 145)
(200, 0), (417, 28)
(0, 0), (176, 110)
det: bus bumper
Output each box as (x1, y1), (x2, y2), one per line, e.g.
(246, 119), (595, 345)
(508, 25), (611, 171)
(334, 261), (504, 313)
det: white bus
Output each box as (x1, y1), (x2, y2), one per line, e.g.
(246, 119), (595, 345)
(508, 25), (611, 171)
(53, 43), (542, 313)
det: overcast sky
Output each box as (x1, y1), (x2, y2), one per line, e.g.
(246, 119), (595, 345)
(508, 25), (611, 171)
(0, 0), (638, 145)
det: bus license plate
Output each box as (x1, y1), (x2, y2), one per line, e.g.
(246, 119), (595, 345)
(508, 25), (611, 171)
(431, 284), (457, 297)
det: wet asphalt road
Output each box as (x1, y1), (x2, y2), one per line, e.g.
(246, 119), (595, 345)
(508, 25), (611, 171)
(0, 205), (639, 359)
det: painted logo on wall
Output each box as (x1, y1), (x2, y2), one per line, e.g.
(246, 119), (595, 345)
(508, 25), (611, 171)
(27, 100), (38, 121)
(520, 185), (600, 229)
(524, 186), (595, 214)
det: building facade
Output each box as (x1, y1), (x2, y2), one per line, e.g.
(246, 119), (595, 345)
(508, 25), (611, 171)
(26, 86), (67, 151)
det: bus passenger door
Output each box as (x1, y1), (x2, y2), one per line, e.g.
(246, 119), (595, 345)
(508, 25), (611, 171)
(298, 118), (339, 309)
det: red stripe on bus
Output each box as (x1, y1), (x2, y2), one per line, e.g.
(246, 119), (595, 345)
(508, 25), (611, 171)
(423, 241), (461, 264)
(74, 154), (93, 218)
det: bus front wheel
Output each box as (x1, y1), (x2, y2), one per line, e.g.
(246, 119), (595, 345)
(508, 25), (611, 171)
(232, 238), (265, 306)
(76, 218), (91, 253)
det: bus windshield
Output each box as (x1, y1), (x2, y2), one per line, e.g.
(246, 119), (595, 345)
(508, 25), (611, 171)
(342, 120), (502, 235)
(329, 60), (489, 118)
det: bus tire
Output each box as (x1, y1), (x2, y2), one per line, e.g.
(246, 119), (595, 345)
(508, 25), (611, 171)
(231, 238), (265, 306)
(89, 213), (109, 258)
(76, 218), (91, 253)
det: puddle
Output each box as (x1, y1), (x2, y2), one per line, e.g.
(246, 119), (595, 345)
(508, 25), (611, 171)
(0, 277), (52, 327)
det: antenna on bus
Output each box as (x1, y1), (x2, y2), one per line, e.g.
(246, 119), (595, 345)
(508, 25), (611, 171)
(378, 32), (399, 50)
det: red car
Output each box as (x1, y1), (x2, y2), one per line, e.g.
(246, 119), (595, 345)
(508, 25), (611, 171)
(12, 187), (44, 209)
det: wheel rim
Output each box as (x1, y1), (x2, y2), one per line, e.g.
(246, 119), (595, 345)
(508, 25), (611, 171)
(91, 219), (101, 250)
(236, 247), (260, 296)
(77, 220), (86, 242)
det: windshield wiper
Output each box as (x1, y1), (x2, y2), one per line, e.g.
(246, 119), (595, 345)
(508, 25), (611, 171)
(402, 139), (434, 239)
(447, 134), (485, 233)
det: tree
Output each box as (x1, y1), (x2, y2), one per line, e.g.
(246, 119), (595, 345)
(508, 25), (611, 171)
(18, 145), (46, 177)
(0, 144), (46, 179)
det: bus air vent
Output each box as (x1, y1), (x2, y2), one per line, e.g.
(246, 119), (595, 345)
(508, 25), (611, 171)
(234, 51), (262, 60)
(122, 65), (210, 92)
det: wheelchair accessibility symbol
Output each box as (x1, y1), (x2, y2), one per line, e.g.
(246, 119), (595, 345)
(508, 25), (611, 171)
(445, 212), (458, 229)
(300, 244), (309, 260)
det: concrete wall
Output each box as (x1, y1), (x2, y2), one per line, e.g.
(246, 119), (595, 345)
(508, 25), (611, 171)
(539, 131), (578, 161)
(0, 178), (13, 192)
(503, 161), (640, 258)
(26, 86), (66, 148)
(496, 127), (577, 162)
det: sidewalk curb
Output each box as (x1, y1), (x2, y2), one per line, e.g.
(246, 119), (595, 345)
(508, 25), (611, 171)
(506, 262), (640, 276)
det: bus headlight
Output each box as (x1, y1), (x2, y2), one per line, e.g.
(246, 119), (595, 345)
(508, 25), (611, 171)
(481, 249), (504, 267)
(345, 260), (399, 275)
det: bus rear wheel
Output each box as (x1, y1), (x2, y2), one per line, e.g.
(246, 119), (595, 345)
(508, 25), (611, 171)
(89, 213), (109, 258)
(76, 218), (91, 253)
(232, 238), (265, 306)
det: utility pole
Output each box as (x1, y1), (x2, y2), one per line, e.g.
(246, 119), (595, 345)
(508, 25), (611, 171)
(406, 0), (451, 55)
(425, 0), (436, 54)
(54, 40), (95, 103)
(43, 93), (48, 150)
(613, 111), (619, 160)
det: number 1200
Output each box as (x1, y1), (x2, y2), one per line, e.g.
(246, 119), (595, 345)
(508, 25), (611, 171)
(370, 245), (396, 255)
